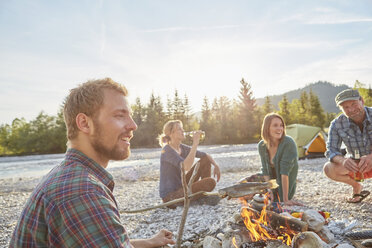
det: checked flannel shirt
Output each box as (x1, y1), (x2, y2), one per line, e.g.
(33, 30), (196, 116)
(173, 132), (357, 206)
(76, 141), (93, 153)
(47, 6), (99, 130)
(9, 148), (131, 248)
(325, 106), (372, 161)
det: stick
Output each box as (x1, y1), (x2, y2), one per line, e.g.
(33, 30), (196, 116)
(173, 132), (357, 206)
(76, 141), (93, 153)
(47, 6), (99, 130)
(176, 161), (201, 248)
(120, 191), (219, 214)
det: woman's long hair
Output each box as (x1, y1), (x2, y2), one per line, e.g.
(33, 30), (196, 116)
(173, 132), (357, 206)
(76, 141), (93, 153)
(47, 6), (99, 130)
(261, 113), (286, 147)
(158, 120), (183, 147)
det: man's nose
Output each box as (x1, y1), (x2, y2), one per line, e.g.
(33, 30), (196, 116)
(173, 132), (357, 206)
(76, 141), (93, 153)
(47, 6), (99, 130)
(126, 117), (138, 131)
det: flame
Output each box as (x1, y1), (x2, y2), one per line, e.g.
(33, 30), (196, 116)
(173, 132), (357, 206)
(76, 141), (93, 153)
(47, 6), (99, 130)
(239, 193), (296, 245)
(241, 205), (272, 241)
(232, 237), (239, 248)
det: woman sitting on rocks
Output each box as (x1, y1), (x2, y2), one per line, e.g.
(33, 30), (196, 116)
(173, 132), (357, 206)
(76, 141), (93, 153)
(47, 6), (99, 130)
(242, 113), (302, 206)
(257, 113), (302, 206)
(158, 120), (221, 208)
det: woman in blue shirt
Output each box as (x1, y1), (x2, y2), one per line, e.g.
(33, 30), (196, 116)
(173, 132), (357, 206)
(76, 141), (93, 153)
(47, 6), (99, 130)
(258, 113), (302, 206)
(158, 120), (221, 208)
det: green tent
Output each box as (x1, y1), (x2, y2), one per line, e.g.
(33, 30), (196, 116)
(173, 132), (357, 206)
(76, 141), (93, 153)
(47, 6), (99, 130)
(286, 124), (327, 159)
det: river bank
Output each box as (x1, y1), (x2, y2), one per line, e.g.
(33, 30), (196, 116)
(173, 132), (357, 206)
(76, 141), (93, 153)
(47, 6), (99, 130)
(1, 145), (372, 247)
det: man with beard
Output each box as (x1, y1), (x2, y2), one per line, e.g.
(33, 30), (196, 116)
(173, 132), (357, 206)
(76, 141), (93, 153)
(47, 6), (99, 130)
(324, 89), (372, 203)
(10, 78), (175, 247)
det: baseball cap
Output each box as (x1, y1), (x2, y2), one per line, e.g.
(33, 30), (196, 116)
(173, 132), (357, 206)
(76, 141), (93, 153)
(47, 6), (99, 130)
(335, 89), (361, 106)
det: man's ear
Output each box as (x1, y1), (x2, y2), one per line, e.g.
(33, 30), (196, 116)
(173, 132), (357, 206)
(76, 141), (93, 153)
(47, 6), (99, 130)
(360, 97), (365, 105)
(75, 113), (92, 134)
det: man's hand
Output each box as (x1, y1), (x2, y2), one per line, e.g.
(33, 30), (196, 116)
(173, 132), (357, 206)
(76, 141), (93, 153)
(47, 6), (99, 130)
(342, 157), (359, 172)
(131, 229), (175, 247)
(213, 164), (221, 182)
(148, 229), (175, 247)
(359, 154), (372, 173)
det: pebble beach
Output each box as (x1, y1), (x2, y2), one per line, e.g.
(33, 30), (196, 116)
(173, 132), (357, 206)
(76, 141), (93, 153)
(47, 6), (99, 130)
(1, 144), (372, 247)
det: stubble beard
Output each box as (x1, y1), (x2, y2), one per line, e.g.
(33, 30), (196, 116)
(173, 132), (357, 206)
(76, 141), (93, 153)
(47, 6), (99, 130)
(91, 121), (131, 161)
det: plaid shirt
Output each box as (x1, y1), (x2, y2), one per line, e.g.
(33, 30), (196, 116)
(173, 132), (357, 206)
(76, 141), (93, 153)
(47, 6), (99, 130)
(326, 107), (372, 160)
(9, 148), (131, 248)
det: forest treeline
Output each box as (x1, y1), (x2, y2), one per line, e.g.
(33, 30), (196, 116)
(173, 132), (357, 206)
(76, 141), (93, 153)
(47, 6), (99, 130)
(1, 79), (371, 156)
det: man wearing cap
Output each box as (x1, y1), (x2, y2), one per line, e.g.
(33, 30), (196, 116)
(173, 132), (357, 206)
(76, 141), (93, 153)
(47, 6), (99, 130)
(324, 89), (372, 203)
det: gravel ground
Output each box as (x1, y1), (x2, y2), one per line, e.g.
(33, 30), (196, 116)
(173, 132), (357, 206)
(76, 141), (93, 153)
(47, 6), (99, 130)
(1, 148), (372, 247)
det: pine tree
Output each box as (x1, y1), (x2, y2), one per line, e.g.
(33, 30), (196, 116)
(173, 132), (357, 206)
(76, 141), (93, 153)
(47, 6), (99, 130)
(262, 96), (274, 115)
(309, 90), (326, 128)
(278, 95), (291, 124)
(132, 97), (144, 126)
(238, 78), (257, 142)
(200, 96), (212, 143)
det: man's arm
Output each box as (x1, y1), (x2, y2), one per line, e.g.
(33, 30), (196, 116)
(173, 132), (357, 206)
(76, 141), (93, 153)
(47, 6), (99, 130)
(131, 229), (175, 248)
(331, 154), (359, 172)
(325, 121), (344, 161)
(56, 193), (131, 247)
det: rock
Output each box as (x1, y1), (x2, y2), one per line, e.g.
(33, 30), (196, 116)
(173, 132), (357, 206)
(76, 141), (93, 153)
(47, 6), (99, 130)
(336, 244), (354, 248)
(266, 240), (291, 248)
(222, 235), (242, 248)
(301, 209), (325, 232)
(203, 236), (222, 248)
(343, 220), (358, 233)
(292, 231), (330, 248)
(316, 226), (336, 244)
(232, 213), (242, 223)
(216, 232), (225, 241)
(362, 239), (372, 247)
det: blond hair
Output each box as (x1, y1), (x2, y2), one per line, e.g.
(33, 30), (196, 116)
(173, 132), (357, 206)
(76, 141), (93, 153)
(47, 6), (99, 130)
(261, 113), (286, 147)
(63, 78), (128, 140)
(158, 120), (182, 147)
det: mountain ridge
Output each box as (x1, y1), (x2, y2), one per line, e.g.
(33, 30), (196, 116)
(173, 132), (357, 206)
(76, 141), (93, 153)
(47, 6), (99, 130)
(256, 81), (350, 113)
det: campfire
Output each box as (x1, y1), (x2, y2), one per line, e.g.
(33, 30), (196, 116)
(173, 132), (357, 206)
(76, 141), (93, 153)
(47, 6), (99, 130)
(226, 194), (301, 247)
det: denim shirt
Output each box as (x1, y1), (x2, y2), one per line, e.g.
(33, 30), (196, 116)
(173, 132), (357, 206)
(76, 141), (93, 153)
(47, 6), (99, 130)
(325, 107), (372, 161)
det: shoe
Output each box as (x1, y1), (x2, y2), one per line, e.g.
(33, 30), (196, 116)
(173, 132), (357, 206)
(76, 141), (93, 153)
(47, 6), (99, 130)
(347, 190), (370, 203)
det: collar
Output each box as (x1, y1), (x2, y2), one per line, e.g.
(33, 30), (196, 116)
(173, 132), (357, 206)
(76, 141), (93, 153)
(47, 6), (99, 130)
(65, 148), (115, 191)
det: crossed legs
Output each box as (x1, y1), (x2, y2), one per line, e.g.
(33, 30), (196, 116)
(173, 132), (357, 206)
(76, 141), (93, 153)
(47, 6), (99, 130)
(162, 156), (216, 208)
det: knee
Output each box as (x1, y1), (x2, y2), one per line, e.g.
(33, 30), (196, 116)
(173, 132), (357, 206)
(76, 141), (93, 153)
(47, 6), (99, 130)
(200, 155), (211, 165)
(205, 178), (216, 191)
(323, 162), (333, 178)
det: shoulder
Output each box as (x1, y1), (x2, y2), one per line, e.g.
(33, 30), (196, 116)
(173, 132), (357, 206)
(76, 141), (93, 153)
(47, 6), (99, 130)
(43, 162), (105, 201)
(257, 140), (266, 151)
(330, 114), (348, 129)
(283, 135), (295, 143)
(365, 107), (372, 117)
(281, 136), (297, 148)
(180, 143), (191, 150)
(161, 145), (173, 156)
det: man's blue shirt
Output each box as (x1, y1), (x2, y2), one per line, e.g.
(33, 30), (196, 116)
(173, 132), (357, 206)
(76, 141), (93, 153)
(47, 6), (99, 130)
(326, 106), (372, 160)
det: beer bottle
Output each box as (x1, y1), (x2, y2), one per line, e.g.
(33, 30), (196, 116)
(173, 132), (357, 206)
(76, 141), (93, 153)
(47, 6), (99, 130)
(354, 150), (364, 182)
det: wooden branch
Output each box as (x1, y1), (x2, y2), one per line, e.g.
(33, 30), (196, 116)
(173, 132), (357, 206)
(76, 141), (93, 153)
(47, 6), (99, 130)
(120, 191), (218, 214)
(241, 206), (308, 232)
(188, 161), (201, 188)
(176, 161), (201, 248)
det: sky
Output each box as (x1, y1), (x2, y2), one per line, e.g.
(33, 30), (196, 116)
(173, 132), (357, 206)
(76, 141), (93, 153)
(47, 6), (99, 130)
(1, 0), (372, 125)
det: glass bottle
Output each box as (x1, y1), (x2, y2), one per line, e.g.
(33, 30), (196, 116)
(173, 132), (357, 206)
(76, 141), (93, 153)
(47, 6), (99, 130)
(354, 149), (364, 182)
(183, 131), (205, 141)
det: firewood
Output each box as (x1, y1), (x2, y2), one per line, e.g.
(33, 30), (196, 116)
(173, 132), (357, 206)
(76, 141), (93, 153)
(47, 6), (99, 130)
(241, 206), (308, 232)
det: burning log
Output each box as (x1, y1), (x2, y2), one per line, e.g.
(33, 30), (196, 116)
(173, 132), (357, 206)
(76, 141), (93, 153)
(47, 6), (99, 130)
(241, 206), (308, 232)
